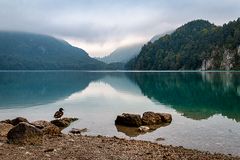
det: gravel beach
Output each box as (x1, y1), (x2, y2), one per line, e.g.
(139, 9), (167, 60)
(0, 135), (239, 160)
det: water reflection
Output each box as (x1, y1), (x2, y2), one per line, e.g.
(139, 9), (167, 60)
(127, 72), (240, 121)
(115, 124), (169, 137)
(0, 71), (103, 108)
(0, 71), (239, 121)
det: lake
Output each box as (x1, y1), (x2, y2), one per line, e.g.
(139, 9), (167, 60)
(0, 71), (240, 156)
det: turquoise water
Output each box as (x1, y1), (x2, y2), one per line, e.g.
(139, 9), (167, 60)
(0, 71), (240, 155)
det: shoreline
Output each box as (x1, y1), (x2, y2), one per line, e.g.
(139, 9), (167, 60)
(0, 134), (239, 160)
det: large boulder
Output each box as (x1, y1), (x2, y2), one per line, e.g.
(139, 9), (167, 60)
(7, 122), (43, 145)
(32, 120), (61, 135)
(115, 113), (142, 127)
(142, 112), (162, 125)
(50, 117), (78, 129)
(0, 123), (14, 137)
(11, 117), (29, 126)
(158, 113), (172, 123)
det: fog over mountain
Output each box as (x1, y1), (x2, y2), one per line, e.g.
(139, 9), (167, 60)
(0, 0), (239, 57)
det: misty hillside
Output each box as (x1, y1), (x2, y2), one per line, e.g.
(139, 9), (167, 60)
(150, 31), (174, 43)
(0, 32), (106, 70)
(97, 43), (143, 64)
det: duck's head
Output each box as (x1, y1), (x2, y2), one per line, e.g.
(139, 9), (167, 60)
(59, 108), (64, 112)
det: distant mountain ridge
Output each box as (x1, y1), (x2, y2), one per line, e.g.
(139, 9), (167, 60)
(97, 43), (143, 64)
(0, 31), (106, 70)
(126, 19), (240, 70)
(97, 32), (171, 64)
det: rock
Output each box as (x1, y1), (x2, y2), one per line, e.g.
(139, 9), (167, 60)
(7, 122), (43, 145)
(158, 113), (172, 123)
(138, 126), (150, 132)
(44, 148), (55, 152)
(11, 117), (29, 126)
(69, 128), (87, 134)
(0, 119), (12, 124)
(156, 137), (165, 141)
(0, 123), (14, 136)
(50, 117), (78, 129)
(142, 112), (162, 125)
(32, 120), (61, 135)
(61, 117), (78, 123)
(51, 119), (70, 128)
(115, 113), (142, 127)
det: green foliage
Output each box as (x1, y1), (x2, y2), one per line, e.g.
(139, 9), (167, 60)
(0, 32), (106, 70)
(126, 19), (240, 70)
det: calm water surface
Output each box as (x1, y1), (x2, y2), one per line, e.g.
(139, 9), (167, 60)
(0, 71), (239, 156)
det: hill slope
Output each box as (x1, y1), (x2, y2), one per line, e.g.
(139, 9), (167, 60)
(97, 43), (143, 64)
(126, 19), (240, 70)
(0, 32), (106, 70)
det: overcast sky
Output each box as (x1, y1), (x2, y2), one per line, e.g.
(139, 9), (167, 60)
(0, 0), (240, 57)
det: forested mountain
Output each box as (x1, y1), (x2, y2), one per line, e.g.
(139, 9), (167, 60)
(97, 43), (143, 64)
(126, 19), (240, 70)
(0, 32), (106, 70)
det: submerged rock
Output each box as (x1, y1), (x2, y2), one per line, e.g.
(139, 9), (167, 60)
(32, 120), (61, 136)
(0, 123), (14, 137)
(142, 112), (162, 125)
(7, 122), (43, 145)
(115, 113), (142, 127)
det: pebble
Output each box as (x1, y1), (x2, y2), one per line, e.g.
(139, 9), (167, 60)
(156, 137), (165, 141)
(44, 148), (55, 152)
(68, 139), (75, 142)
(45, 154), (51, 157)
(25, 151), (32, 155)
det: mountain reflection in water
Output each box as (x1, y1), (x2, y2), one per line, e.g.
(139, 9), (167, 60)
(0, 71), (239, 121)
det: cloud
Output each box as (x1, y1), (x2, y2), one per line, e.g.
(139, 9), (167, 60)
(0, 0), (239, 56)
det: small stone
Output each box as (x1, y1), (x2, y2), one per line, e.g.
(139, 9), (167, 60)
(25, 151), (32, 155)
(44, 148), (55, 152)
(69, 128), (87, 134)
(68, 139), (75, 142)
(156, 137), (165, 141)
(45, 154), (51, 157)
(138, 126), (150, 132)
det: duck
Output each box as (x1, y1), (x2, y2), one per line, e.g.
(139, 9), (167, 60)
(54, 108), (64, 119)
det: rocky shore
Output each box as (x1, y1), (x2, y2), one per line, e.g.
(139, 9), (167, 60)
(0, 115), (239, 160)
(0, 134), (239, 160)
